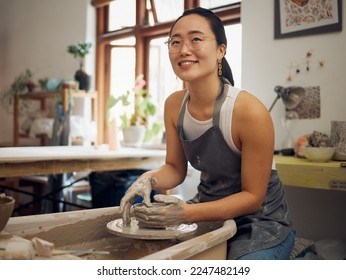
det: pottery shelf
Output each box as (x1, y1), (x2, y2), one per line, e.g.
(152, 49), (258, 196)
(13, 90), (97, 146)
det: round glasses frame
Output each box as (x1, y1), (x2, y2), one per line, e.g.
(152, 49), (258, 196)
(165, 36), (216, 53)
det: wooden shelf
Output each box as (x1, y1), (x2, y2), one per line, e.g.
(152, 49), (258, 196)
(274, 155), (346, 191)
(13, 90), (97, 146)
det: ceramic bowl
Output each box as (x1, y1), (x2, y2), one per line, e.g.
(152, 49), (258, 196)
(0, 195), (15, 232)
(302, 147), (335, 162)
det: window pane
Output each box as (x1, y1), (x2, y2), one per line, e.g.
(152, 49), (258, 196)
(200, 0), (241, 9)
(108, 0), (136, 31)
(109, 46), (135, 141)
(148, 37), (183, 117)
(225, 23), (242, 87)
(110, 46), (136, 103)
(110, 37), (136, 46)
(151, 0), (184, 23)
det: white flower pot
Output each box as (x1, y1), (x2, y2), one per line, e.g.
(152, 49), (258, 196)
(122, 125), (145, 147)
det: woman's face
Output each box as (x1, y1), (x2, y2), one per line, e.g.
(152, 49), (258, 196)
(168, 14), (225, 83)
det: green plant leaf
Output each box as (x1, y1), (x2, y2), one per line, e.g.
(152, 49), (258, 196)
(107, 95), (117, 110)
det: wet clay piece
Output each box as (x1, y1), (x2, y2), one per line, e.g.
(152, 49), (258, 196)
(106, 218), (197, 240)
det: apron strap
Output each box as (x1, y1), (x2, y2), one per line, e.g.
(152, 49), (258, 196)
(212, 80), (228, 126)
(177, 78), (230, 130)
(177, 91), (190, 131)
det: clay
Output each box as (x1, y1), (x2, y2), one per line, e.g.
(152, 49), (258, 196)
(31, 237), (54, 257)
(134, 202), (180, 229)
(107, 218), (198, 240)
(0, 232), (35, 260)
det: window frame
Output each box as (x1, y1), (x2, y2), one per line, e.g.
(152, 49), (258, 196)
(94, 0), (241, 144)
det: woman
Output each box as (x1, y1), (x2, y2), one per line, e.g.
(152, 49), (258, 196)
(120, 7), (295, 260)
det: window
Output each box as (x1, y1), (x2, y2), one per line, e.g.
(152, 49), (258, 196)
(95, 1), (241, 143)
(109, 37), (136, 98)
(149, 0), (184, 24)
(225, 23), (242, 88)
(108, 0), (136, 31)
(109, 37), (136, 122)
(149, 37), (183, 118)
(200, 0), (241, 9)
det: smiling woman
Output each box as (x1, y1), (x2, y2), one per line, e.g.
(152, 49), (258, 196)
(119, 7), (295, 261)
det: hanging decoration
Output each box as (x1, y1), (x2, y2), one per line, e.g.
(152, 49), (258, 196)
(285, 50), (325, 81)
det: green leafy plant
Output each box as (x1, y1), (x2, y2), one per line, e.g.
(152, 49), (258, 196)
(67, 41), (92, 69)
(0, 69), (33, 113)
(107, 74), (163, 142)
(38, 77), (49, 90)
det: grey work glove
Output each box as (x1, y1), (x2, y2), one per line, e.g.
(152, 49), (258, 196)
(133, 194), (187, 229)
(119, 177), (156, 226)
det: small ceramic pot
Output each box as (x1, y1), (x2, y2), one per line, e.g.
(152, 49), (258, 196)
(0, 195), (15, 232)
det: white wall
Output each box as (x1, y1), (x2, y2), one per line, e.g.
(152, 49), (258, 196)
(0, 0), (96, 145)
(241, 0), (346, 150)
(241, 0), (346, 241)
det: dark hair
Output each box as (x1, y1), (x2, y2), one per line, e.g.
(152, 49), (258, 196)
(170, 7), (234, 86)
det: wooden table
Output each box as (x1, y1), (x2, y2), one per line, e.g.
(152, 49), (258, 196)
(274, 155), (346, 191)
(0, 146), (166, 213)
(0, 146), (166, 178)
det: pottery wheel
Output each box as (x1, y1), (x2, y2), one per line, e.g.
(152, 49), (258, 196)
(106, 218), (198, 240)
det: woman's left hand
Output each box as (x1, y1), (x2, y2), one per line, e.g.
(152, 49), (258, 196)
(134, 194), (187, 228)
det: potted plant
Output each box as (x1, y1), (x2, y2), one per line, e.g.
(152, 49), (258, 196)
(67, 41), (92, 91)
(107, 74), (162, 146)
(1, 69), (33, 113)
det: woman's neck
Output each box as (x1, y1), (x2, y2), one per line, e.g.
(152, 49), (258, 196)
(186, 76), (223, 120)
(188, 76), (222, 104)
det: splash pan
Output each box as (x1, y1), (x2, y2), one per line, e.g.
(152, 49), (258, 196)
(4, 207), (237, 260)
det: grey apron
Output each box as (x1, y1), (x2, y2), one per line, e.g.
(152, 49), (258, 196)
(177, 80), (294, 259)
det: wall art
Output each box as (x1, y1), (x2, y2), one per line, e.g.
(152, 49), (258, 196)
(274, 0), (342, 39)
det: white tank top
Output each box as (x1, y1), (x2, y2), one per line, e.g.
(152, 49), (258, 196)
(183, 85), (242, 156)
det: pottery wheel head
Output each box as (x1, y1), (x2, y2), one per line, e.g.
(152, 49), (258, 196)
(106, 218), (197, 240)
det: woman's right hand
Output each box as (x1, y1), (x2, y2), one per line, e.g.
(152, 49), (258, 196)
(119, 177), (156, 226)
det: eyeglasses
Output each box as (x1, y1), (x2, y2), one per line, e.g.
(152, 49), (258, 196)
(165, 36), (216, 53)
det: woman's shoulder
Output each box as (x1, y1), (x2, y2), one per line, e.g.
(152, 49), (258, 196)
(165, 89), (187, 107)
(233, 89), (271, 123)
(235, 89), (268, 111)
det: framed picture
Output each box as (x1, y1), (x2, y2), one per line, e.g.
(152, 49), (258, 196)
(274, 0), (342, 39)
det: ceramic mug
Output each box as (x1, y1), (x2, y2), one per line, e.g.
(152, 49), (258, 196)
(331, 121), (346, 160)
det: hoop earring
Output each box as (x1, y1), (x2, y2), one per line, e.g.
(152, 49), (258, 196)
(218, 60), (222, 76)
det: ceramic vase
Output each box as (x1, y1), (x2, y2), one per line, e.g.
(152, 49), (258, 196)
(331, 120), (346, 160)
(74, 69), (91, 91)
